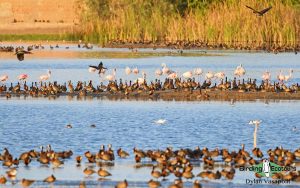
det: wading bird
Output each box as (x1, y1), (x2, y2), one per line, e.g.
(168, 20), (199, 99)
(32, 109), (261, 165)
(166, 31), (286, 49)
(249, 120), (262, 148)
(18, 74), (28, 81)
(234, 64), (246, 77)
(40, 70), (51, 81)
(245, 5), (272, 16)
(106, 68), (116, 81)
(0, 75), (8, 82)
(125, 67), (131, 75)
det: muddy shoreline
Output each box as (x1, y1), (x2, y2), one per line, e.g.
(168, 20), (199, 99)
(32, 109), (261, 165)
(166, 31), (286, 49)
(2, 90), (300, 101)
(104, 41), (300, 53)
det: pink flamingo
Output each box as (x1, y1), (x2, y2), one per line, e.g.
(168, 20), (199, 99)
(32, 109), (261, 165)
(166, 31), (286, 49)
(167, 72), (178, 79)
(39, 70), (51, 81)
(18, 74), (28, 81)
(0, 75), (8, 82)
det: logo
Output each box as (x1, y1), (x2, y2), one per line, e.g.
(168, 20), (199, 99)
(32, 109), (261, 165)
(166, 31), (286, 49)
(240, 159), (296, 185)
(254, 159), (282, 177)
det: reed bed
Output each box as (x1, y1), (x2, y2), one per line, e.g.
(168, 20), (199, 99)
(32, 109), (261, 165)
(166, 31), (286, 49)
(78, 0), (300, 49)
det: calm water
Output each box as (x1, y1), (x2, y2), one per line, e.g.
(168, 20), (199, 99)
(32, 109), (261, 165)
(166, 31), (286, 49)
(0, 48), (299, 85)
(0, 99), (300, 187)
(0, 48), (300, 187)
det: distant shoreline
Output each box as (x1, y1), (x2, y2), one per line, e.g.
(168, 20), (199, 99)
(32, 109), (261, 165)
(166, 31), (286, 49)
(0, 36), (299, 53)
(2, 90), (300, 101)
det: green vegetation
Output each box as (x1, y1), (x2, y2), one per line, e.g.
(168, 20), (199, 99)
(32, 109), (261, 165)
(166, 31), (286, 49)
(79, 0), (300, 48)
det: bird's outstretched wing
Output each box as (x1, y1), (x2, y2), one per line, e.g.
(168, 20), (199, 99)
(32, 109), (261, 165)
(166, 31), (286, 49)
(23, 50), (32, 54)
(245, 5), (260, 14)
(89, 65), (99, 69)
(259, 6), (272, 15)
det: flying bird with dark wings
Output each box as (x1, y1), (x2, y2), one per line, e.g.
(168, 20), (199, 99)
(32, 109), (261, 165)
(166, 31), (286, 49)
(89, 62), (107, 75)
(245, 5), (272, 16)
(15, 48), (32, 61)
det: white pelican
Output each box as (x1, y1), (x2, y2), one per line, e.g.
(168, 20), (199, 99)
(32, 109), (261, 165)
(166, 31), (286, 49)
(262, 71), (271, 81)
(162, 63), (171, 75)
(214, 72), (225, 80)
(205, 71), (214, 80)
(194, 68), (203, 76)
(132, 67), (139, 74)
(18, 74), (28, 81)
(277, 70), (285, 82)
(0, 75), (8, 82)
(154, 119), (167, 125)
(284, 69), (293, 81)
(182, 71), (193, 79)
(155, 69), (163, 77)
(137, 72), (146, 85)
(125, 67), (131, 75)
(106, 68), (116, 81)
(234, 64), (246, 77)
(39, 70), (51, 81)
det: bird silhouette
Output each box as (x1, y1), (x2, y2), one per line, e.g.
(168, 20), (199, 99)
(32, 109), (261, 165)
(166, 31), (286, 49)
(15, 49), (32, 61)
(245, 5), (272, 16)
(89, 62), (107, 75)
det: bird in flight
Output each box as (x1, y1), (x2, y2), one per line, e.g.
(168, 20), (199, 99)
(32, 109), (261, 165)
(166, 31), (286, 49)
(15, 48), (32, 61)
(89, 62), (107, 75)
(245, 5), (272, 16)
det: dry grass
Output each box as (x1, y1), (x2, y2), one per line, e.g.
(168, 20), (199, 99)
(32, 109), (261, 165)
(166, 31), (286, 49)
(78, 0), (299, 48)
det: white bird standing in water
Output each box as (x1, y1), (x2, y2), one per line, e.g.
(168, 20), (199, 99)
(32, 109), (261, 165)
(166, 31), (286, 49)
(182, 71), (193, 79)
(284, 69), (293, 82)
(234, 64), (246, 77)
(137, 71), (146, 85)
(155, 69), (163, 77)
(205, 71), (214, 81)
(194, 68), (203, 82)
(162, 63), (171, 75)
(125, 67), (131, 75)
(106, 68), (116, 81)
(39, 70), (51, 81)
(249, 120), (262, 148)
(132, 67), (139, 74)
(0, 75), (8, 82)
(154, 119), (167, 125)
(262, 71), (271, 82)
(194, 68), (203, 76)
(168, 71), (178, 79)
(214, 72), (225, 80)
